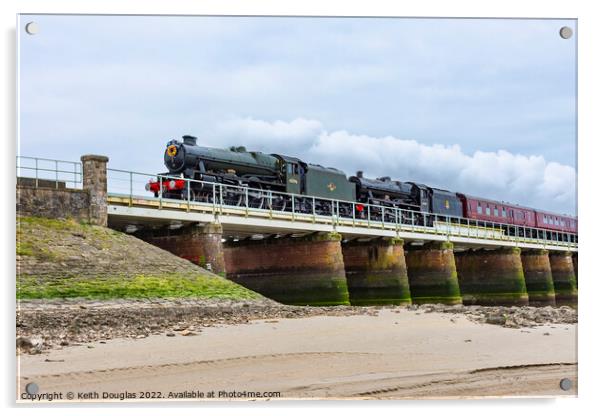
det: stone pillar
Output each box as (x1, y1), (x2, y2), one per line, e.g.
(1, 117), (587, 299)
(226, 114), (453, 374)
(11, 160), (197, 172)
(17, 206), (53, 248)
(572, 253), (578, 288)
(455, 247), (528, 306)
(223, 232), (349, 306)
(520, 249), (556, 306)
(405, 241), (462, 305)
(549, 251), (578, 306)
(341, 238), (412, 306)
(139, 222), (226, 276)
(81, 155), (109, 226)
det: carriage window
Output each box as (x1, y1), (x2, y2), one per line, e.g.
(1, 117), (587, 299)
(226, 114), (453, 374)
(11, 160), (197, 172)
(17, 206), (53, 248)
(494, 207), (498, 216)
(502, 207), (506, 217)
(477, 203), (482, 214)
(486, 206), (491, 215)
(543, 216), (548, 224)
(555, 218), (560, 226)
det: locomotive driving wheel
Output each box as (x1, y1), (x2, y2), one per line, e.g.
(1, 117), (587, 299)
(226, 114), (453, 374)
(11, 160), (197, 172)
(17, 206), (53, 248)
(223, 189), (244, 207)
(267, 192), (287, 211)
(247, 182), (265, 209)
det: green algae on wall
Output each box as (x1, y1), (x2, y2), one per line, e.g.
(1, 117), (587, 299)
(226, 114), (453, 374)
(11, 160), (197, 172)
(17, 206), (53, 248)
(455, 247), (529, 306)
(549, 251), (578, 306)
(521, 249), (556, 306)
(342, 238), (412, 306)
(224, 232), (351, 306)
(405, 241), (462, 305)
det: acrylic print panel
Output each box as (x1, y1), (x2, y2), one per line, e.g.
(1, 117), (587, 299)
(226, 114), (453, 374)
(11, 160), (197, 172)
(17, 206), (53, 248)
(16, 14), (577, 402)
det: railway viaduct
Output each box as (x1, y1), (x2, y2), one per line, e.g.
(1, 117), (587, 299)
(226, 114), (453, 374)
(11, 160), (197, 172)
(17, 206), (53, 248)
(17, 155), (578, 307)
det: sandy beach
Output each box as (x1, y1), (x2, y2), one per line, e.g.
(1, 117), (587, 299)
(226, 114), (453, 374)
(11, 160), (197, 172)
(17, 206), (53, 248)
(17, 308), (577, 400)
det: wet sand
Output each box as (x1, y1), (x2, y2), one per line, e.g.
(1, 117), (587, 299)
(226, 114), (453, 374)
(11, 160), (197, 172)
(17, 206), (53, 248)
(17, 309), (577, 400)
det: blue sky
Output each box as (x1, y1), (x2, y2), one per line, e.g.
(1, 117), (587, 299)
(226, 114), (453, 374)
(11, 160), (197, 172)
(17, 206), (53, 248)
(18, 15), (576, 214)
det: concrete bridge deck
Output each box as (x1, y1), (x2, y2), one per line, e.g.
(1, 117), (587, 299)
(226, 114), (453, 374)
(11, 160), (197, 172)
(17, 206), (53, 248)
(107, 194), (577, 252)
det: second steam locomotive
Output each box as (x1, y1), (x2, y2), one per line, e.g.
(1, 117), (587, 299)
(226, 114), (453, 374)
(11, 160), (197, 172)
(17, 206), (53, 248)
(146, 135), (577, 240)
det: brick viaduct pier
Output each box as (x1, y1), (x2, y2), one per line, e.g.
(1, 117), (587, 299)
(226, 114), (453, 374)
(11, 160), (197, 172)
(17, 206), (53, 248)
(17, 155), (578, 307)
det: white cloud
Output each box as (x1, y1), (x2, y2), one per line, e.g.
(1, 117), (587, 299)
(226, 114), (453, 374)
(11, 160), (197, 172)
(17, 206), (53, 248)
(214, 117), (323, 154)
(212, 117), (576, 215)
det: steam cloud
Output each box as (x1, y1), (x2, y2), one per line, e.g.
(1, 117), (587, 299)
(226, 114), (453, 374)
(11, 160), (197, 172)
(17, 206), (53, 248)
(216, 117), (576, 215)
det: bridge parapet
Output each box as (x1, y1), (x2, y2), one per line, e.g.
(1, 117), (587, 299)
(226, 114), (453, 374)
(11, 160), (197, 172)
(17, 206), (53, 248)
(16, 155), (109, 225)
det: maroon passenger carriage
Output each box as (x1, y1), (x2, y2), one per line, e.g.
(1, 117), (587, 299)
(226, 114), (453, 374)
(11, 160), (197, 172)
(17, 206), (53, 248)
(457, 194), (577, 242)
(534, 209), (578, 234)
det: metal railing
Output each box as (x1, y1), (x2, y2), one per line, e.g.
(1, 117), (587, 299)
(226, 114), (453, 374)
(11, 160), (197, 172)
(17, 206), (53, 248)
(106, 168), (578, 249)
(16, 156), (82, 189)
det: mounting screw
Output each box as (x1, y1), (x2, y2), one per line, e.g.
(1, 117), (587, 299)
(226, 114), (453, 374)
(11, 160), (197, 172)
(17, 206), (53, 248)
(559, 26), (573, 39)
(25, 22), (38, 35)
(559, 378), (573, 391)
(25, 382), (39, 395)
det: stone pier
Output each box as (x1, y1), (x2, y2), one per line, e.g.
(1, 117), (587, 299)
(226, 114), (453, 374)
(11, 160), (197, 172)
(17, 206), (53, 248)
(405, 241), (462, 305)
(520, 249), (556, 306)
(572, 253), (578, 288)
(81, 155), (109, 226)
(138, 222), (226, 275)
(223, 233), (350, 306)
(549, 251), (578, 305)
(341, 238), (412, 306)
(455, 247), (529, 306)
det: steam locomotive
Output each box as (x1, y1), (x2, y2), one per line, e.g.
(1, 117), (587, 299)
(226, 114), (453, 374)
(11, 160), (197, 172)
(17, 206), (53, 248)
(146, 135), (577, 240)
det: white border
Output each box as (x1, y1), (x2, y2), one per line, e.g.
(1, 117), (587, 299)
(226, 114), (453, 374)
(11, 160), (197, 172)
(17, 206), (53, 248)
(3, 1), (600, 415)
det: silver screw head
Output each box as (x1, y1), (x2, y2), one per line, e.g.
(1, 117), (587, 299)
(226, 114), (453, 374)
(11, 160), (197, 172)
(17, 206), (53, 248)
(559, 26), (573, 39)
(25, 382), (39, 395)
(559, 378), (573, 391)
(25, 22), (38, 35)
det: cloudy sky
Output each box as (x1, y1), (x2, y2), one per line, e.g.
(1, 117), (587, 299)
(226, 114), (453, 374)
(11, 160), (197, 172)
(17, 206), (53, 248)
(18, 15), (576, 215)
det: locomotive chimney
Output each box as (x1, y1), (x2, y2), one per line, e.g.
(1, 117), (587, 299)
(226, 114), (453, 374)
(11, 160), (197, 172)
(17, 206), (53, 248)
(182, 135), (197, 145)
(356, 171), (363, 178)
